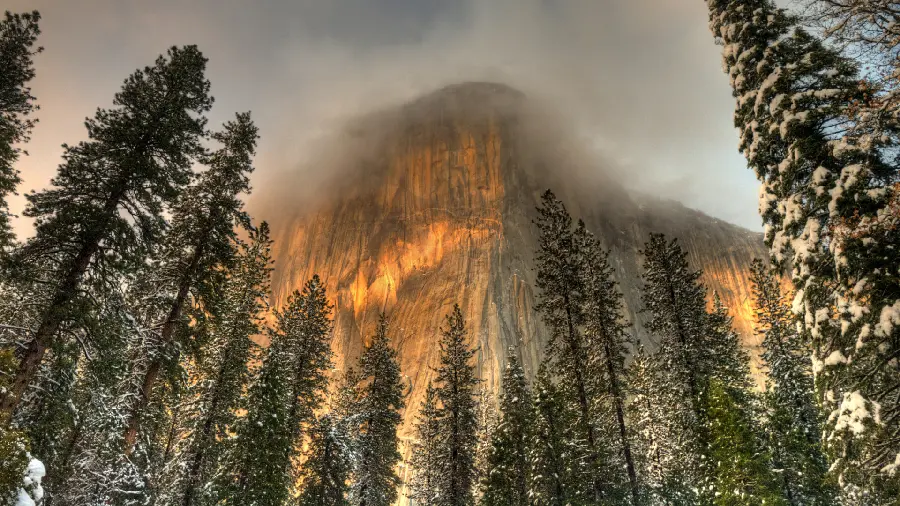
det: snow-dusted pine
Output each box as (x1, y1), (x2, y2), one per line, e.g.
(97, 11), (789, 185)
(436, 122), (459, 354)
(706, 0), (899, 499)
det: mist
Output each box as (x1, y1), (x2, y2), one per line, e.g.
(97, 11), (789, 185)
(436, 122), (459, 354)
(7, 0), (762, 235)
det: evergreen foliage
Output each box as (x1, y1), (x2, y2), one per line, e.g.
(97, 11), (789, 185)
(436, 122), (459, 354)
(527, 363), (580, 506)
(533, 190), (612, 503)
(350, 314), (405, 506)
(221, 277), (333, 506)
(471, 386), (498, 502)
(639, 233), (714, 503)
(434, 304), (480, 506)
(479, 350), (531, 506)
(174, 223), (273, 506)
(297, 414), (351, 506)
(705, 296), (785, 505)
(750, 259), (834, 504)
(1, 45), (213, 415)
(122, 111), (259, 451)
(409, 383), (443, 506)
(575, 221), (639, 504)
(0, 9), (41, 249)
(706, 0), (900, 498)
(705, 379), (785, 506)
(625, 343), (672, 504)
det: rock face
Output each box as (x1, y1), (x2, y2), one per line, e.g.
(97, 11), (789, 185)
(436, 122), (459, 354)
(269, 82), (767, 491)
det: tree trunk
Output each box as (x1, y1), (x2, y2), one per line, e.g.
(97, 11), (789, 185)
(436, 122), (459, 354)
(604, 340), (639, 505)
(0, 191), (124, 415)
(123, 242), (205, 452)
(182, 390), (220, 506)
(563, 296), (603, 501)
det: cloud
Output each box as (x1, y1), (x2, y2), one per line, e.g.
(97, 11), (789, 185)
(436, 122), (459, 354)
(7, 0), (762, 237)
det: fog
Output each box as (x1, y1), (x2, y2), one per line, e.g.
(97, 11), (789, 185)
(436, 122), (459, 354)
(6, 0), (763, 235)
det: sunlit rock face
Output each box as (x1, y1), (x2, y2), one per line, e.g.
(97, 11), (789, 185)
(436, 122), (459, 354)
(269, 81), (766, 490)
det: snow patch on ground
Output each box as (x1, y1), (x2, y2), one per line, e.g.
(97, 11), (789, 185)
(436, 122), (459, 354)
(15, 458), (45, 506)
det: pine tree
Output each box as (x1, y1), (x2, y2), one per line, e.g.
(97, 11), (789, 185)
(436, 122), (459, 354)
(331, 366), (363, 463)
(533, 190), (609, 502)
(434, 304), (480, 506)
(704, 295), (786, 505)
(350, 314), (405, 506)
(625, 343), (671, 504)
(0, 9), (41, 249)
(408, 383), (443, 506)
(472, 386), (497, 501)
(527, 363), (578, 506)
(122, 112), (259, 451)
(52, 283), (152, 506)
(221, 277), (333, 506)
(479, 350), (531, 506)
(639, 233), (713, 503)
(174, 222), (272, 506)
(1, 45), (213, 414)
(705, 379), (785, 506)
(705, 1), (899, 498)
(575, 221), (639, 504)
(750, 259), (834, 504)
(297, 414), (351, 506)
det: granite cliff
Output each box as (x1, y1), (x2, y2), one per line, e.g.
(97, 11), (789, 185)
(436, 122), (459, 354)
(268, 82), (767, 488)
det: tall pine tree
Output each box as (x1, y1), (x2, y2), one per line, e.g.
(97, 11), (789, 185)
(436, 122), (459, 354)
(750, 259), (833, 504)
(640, 233), (713, 503)
(350, 314), (405, 506)
(1, 45), (213, 414)
(221, 277), (333, 506)
(0, 9), (41, 249)
(705, 1), (899, 498)
(479, 350), (531, 506)
(122, 112), (259, 450)
(534, 190), (609, 502)
(174, 222), (272, 506)
(409, 383), (443, 506)
(575, 221), (639, 504)
(434, 304), (480, 506)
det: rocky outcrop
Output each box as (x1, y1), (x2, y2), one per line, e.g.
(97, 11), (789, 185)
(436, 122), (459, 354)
(269, 82), (768, 491)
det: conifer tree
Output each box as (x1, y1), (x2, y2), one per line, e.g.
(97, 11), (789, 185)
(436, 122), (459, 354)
(0, 9), (41, 249)
(409, 383), (443, 506)
(297, 414), (351, 506)
(625, 343), (671, 504)
(527, 363), (578, 506)
(533, 190), (608, 502)
(472, 386), (498, 501)
(123, 112), (259, 450)
(750, 259), (833, 504)
(350, 314), (405, 506)
(705, 379), (786, 506)
(434, 304), (480, 506)
(705, 1), (899, 497)
(705, 295), (785, 505)
(53, 283), (152, 506)
(331, 366), (362, 461)
(1, 45), (213, 414)
(640, 233), (713, 503)
(479, 350), (531, 506)
(175, 222), (272, 506)
(575, 221), (639, 504)
(222, 277), (333, 506)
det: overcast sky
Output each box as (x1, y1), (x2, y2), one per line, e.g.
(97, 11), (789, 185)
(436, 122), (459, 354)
(7, 0), (767, 232)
